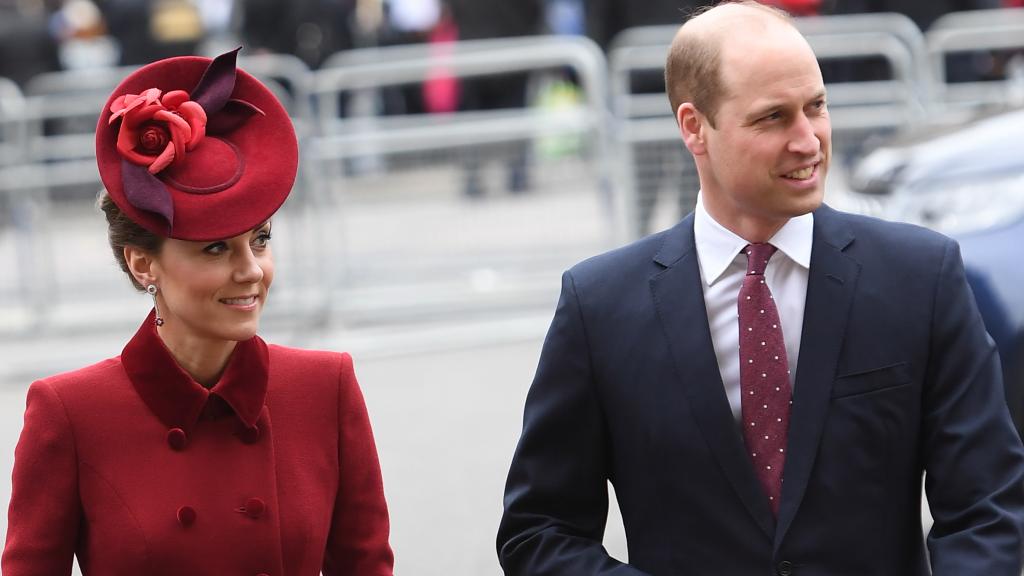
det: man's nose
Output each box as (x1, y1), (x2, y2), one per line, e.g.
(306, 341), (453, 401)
(787, 113), (820, 156)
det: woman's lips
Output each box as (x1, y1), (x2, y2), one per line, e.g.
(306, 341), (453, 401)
(220, 295), (258, 308)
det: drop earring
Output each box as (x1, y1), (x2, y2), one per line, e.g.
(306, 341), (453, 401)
(146, 284), (164, 326)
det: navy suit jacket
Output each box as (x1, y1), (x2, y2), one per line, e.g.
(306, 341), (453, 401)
(497, 205), (1024, 575)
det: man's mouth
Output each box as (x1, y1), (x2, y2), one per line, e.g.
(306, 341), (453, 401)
(782, 165), (816, 180)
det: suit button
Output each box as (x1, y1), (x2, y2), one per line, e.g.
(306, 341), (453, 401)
(777, 560), (793, 576)
(166, 428), (188, 451)
(244, 497), (265, 519)
(239, 424), (261, 444)
(177, 506), (196, 527)
(256, 573), (270, 576)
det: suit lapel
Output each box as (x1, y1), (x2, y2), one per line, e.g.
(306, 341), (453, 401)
(775, 206), (859, 547)
(650, 216), (776, 539)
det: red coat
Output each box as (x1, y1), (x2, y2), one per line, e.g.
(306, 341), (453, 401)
(3, 313), (394, 575)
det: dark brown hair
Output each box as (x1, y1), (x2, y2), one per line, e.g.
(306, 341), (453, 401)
(98, 192), (165, 292)
(664, 1), (792, 127)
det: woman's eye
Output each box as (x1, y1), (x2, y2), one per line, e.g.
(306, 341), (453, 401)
(253, 232), (272, 248)
(203, 242), (227, 255)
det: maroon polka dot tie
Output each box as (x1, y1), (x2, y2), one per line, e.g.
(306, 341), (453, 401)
(739, 243), (791, 516)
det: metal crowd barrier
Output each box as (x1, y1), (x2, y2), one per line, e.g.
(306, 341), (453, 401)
(4, 9), (1024, 336)
(306, 36), (616, 324)
(926, 8), (1024, 114)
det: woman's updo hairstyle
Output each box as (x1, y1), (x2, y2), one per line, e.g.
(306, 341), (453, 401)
(98, 191), (164, 292)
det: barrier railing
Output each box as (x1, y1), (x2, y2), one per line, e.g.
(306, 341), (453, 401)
(926, 8), (1024, 113)
(306, 36), (617, 323)
(3, 9), (1024, 336)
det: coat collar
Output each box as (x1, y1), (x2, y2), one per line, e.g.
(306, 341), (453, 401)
(120, 310), (270, 432)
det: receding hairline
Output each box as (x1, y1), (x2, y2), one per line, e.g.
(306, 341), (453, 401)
(665, 1), (805, 122)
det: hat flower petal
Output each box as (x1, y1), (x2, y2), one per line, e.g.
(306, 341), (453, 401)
(110, 89), (205, 174)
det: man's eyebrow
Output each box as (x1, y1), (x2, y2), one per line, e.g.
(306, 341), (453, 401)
(808, 90), (827, 102)
(745, 102), (783, 122)
(746, 91), (828, 121)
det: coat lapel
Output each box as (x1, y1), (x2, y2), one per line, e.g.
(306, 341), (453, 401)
(775, 205), (859, 547)
(650, 216), (776, 539)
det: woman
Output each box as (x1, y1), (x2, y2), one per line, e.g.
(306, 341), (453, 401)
(2, 50), (394, 575)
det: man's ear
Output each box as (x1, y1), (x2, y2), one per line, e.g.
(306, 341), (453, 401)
(677, 103), (707, 156)
(124, 245), (158, 288)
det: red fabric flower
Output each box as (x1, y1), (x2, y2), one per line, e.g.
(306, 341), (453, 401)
(109, 88), (207, 174)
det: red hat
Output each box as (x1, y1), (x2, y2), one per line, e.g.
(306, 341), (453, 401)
(96, 49), (298, 241)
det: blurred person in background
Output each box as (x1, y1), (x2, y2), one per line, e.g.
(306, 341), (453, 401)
(240, 0), (356, 68)
(498, 2), (1024, 574)
(447, 0), (543, 197)
(377, 0), (441, 115)
(0, 0), (60, 85)
(2, 49), (394, 575)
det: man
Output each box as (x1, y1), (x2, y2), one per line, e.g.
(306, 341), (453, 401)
(496, 2), (1024, 575)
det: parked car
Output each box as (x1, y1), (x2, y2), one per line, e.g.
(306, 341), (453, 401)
(842, 105), (1024, 435)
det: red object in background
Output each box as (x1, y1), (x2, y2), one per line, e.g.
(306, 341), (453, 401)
(760, 0), (821, 16)
(423, 15), (461, 114)
(1005, 0), (1024, 7)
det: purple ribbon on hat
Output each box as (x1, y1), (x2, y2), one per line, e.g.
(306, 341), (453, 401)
(117, 48), (266, 232)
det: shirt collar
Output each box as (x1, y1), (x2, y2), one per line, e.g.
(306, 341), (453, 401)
(120, 310), (269, 432)
(694, 192), (814, 286)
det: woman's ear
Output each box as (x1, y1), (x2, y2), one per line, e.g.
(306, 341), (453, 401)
(124, 245), (157, 288)
(677, 102), (707, 156)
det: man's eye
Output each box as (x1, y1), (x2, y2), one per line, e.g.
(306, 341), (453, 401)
(762, 111), (782, 122)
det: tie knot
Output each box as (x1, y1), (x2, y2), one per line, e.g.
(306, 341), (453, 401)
(744, 243), (777, 276)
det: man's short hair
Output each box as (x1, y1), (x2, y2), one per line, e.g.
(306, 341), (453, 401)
(664, 1), (793, 127)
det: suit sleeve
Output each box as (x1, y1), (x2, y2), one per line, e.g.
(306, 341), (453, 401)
(322, 354), (395, 576)
(2, 380), (81, 576)
(497, 271), (651, 576)
(922, 240), (1024, 575)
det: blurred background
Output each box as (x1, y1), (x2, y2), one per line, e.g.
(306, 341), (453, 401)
(2, 0), (1024, 574)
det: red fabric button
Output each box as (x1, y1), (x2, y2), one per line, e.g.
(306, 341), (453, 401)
(256, 573), (270, 576)
(166, 428), (188, 451)
(244, 497), (265, 519)
(177, 506), (196, 527)
(239, 425), (260, 444)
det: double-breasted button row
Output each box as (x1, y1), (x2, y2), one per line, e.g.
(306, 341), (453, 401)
(166, 424), (261, 451)
(176, 498), (267, 527)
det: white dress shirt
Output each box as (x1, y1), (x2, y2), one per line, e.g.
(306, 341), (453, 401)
(693, 193), (814, 423)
